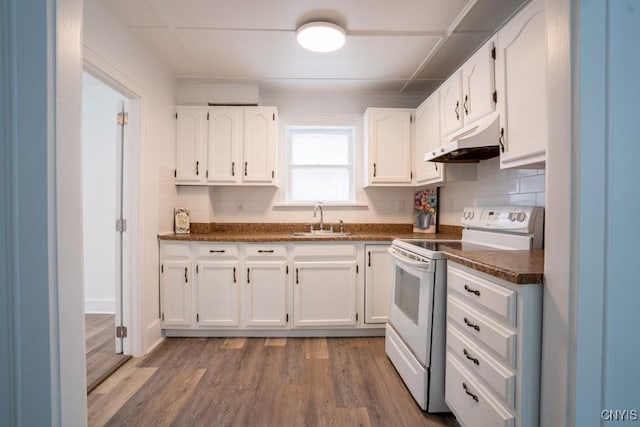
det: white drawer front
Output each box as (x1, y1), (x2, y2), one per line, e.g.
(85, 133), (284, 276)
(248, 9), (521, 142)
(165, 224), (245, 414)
(448, 295), (516, 367)
(445, 353), (515, 427)
(293, 244), (357, 259)
(195, 244), (239, 259)
(160, 242), (191, 258)
(448, 266), (516, 325)
(245, 245), (287, 258)
(447, 324), (515, 406)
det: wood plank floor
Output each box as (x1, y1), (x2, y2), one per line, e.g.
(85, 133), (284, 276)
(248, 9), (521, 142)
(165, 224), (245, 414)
(86, 314), (131, 393)
(88, 337), (459, 427)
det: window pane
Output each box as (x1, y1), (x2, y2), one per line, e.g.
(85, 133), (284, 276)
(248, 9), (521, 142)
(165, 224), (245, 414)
(291, 132), (350, 165)
(290, 167), (350, 202)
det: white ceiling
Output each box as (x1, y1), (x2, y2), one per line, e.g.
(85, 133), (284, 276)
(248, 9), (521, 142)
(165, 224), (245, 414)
(98, 0), (528, 96)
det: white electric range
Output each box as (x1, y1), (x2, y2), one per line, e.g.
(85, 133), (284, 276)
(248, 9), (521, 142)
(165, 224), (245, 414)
(385, 206), (544, 412)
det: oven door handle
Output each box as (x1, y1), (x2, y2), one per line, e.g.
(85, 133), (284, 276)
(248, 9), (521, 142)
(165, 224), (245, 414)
(388, 247), (434, 271)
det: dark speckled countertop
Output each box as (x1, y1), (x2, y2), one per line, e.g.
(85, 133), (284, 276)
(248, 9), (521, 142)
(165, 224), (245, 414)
(159, 223), (544, 284)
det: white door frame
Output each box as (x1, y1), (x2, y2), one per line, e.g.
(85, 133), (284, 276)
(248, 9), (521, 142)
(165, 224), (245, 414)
(83, 50), (146, 357)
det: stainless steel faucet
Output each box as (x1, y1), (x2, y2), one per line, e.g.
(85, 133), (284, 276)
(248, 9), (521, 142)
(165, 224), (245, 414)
(313, 202), (324, 231)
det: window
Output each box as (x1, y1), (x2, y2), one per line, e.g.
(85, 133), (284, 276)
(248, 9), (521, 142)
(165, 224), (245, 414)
(287, 126), (355, 203)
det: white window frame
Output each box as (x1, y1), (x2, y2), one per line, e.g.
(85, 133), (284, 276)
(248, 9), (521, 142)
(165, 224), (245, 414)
(286, 125), (356, 204)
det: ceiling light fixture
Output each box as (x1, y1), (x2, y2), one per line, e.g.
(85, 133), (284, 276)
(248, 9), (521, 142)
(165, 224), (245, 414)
(296, 21), (346, 53)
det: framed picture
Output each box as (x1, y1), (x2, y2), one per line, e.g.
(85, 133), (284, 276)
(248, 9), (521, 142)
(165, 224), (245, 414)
(413, 188), (438, 234)
(174, 207), (190, 234)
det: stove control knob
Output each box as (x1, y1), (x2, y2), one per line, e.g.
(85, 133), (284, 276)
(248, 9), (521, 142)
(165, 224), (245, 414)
(516, 212), (526, 222)
(508, 212), (516, 222)
(432, 151), (437, 156)
(462, 211), (468, 219)
(441, 148), (445, 153)
(468, 211), (474, 219)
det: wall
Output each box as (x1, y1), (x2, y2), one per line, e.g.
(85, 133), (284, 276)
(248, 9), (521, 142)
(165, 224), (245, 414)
(176, 85), (426, 224)
(82, 72), (120, 313)
(438, 157), (546, 225)
(84, 0), (181, 355)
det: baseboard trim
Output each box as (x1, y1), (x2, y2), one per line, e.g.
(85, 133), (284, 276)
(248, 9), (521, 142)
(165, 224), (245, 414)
(84, 298), (115, 314)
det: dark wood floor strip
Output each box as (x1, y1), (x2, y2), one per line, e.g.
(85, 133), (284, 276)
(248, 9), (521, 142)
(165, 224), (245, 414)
(88, 337), (459, 427)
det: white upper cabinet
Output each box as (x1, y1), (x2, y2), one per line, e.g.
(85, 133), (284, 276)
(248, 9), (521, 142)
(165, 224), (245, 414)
(441, 37), (497, 141)
(414, 90), (444, 185)
(243, 107), (277, 184)
(207, 107), (243, 183)
(440, 71), (464, 138)
(177, 105), (277, 186)
(364, 108), (414, 186)
(461, 35), (497, 126)
(175, 107), (207, 184)
(496, 0), (547, 169)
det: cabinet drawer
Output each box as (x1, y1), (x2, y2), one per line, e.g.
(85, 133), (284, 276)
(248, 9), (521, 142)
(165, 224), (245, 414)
(160, 242), (191, 259)
(195, 244), (239, 259)
(448, 295), (516, 367)
(293, 244), (357, 259)
(448, 324), (515, 406)
(245, 245), (287, 259)
(448, 266), (516, 325)
(445, 353), (515, 427)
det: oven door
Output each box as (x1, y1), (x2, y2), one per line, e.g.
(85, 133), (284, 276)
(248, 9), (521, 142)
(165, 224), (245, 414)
(387, 247), (435, 367)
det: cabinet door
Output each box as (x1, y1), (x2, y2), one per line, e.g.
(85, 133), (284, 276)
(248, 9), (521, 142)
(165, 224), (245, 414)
(207, 107), (242, 184)
(243, 107), (276, 183)
(364, 245), (393, 324)
(161, 260), (192, 327)
(367, 109), (413, 184)
(462, 36), (497, 126)
(196, 261), (240, 327)
(414, 92), (444, 185)
(244, 261), (288, 327)
(175, 107), (207, 184)
(440, 71), (464, 138)
(496, 0), (547, 168)
(293, 261), (357, 327)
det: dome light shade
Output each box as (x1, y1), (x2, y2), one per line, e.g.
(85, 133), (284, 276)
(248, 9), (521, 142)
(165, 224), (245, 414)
(296, 22), (346, 53)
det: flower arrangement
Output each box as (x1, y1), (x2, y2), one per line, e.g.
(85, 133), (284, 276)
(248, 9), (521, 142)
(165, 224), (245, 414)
(414, 189), (437, 217)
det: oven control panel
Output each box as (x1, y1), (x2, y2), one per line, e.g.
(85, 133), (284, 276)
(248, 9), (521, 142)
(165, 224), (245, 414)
(461, 206), (544, 234)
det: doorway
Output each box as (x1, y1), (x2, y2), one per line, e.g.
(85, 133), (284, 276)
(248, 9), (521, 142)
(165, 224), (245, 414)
(82, 71), (132, 392)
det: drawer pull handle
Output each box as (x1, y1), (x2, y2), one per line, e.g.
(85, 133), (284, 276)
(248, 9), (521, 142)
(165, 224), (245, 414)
(184, 267), (188, 283)
(209, 250), (226, 253)
(233, 267), (236, 283)
(463, 317), (480, 332)
(247, 268), (250, 284)
(463, 349), (480, 366)
(258, 250), (274, 253)
(462, 382), (479, 402)
(464, 284), (481, 296)
(296, 268), (299, 284)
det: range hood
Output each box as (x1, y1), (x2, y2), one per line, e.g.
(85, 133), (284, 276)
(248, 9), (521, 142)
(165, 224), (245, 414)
(425, 115), (501, 163)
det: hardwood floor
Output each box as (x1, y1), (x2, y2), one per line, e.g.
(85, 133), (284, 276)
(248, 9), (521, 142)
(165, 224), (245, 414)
(88, 337), (459, 427)
(86, 314), (131, 393)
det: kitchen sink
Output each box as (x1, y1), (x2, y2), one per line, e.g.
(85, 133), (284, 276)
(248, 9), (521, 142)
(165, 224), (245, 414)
(290, 231), (354, 238)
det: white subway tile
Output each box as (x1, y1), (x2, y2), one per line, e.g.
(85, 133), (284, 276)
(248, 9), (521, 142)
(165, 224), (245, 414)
(520, 174), (546, 193)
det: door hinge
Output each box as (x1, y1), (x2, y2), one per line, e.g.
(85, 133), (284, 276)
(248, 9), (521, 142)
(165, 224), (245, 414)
(286, 313), (289, 322)
(115, 326), (128, 338)
(493, 90), (497, 104)
(116, 218), (127, 232)
(286, 265), (289, 274)
(196, 313), (200, 322)
(491, 46), (496, 60)
(117, 112), (129, 126)
(207, 112), (210, 120)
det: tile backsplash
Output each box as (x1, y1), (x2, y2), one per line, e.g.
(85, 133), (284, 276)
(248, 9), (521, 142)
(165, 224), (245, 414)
(438, 157), (545, 225)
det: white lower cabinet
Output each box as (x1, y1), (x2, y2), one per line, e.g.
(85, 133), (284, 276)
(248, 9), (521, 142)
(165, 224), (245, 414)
(160, 243), (192, 327)
(445, 262), (541, 427)
(293, 261), (357, 327)
(244, 245), (288, 327)
(364, 244), (392, 324)
(196, 260), (240, 327)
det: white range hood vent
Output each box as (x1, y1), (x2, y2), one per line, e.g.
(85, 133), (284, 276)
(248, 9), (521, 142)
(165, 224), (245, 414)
(425, 114), (501, 163)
